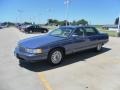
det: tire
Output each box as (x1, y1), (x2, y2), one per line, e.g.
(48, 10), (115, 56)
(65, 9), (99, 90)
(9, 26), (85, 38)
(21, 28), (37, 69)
(45, 29), (48, 33)
(41, 29), (48, 33)
(41, 30), (44, 33)
(29, 30), (32, 33)
(48, 49), (63, 65)
(96, 43), (103, 52)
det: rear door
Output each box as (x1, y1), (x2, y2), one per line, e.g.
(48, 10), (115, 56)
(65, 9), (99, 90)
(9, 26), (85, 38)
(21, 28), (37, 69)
(69, 27), (89, 52)
(83, 27), (99, 48)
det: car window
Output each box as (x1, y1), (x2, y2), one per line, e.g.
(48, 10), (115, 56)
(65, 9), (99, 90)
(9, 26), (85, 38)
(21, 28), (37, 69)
(36, 26), (39, 28)
(28, 26), (31, 29)
(30, 26), (34, 28)
(84, 27), (98, 36)
(49, 28), (73, 38)
(34, 26), (36, 28)
(73, 28), (84, 36)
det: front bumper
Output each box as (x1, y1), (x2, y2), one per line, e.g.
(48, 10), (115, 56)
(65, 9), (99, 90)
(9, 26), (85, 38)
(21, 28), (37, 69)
(14, 47), (48, 62)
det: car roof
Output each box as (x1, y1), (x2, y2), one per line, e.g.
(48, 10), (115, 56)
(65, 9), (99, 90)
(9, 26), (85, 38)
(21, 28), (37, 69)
(60, 26), (94, 29)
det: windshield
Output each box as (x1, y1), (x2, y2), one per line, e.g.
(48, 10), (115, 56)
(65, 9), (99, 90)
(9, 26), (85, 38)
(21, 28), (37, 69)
(49, 28), (73, 38)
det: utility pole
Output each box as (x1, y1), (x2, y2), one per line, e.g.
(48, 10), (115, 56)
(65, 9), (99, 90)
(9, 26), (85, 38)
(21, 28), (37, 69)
(64, 0), (70, 26)
(17, 9), (23, 23)
(39, 13), (42, 25)
(47, 8), (52, 26)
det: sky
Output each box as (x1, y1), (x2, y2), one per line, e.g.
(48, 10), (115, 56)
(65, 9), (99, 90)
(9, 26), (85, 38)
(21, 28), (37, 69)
(0, 0), (120, 24)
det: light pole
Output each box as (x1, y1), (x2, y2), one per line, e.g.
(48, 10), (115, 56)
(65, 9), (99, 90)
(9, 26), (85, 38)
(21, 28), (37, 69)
(29, 16), (33, 24)
(64, 0), (70, 26)
(17, 9), (23, 23)
(47, 8), (52, 26)
(39, 13), (42, 24)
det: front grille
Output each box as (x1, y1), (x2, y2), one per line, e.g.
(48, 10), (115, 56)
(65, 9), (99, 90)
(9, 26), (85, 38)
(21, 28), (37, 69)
(19, 46), (26, 53)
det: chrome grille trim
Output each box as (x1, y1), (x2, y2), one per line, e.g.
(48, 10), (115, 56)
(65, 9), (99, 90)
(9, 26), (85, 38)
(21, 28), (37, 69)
(19, 46), (26, 53)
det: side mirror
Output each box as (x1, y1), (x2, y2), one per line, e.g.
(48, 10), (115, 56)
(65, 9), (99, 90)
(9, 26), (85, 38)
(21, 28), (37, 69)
(72, 34), (79, 37)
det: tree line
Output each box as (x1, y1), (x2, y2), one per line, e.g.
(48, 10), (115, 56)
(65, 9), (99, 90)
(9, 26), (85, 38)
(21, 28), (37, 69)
(1, 19), (89, 27)
(46, 19), (88, 26)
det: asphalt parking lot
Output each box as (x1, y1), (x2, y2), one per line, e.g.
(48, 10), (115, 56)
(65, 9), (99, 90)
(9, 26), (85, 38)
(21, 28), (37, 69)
(0, 27), (120, 90)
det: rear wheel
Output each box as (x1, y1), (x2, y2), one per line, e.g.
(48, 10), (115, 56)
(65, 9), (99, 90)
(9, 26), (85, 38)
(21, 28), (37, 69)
(45, 29), (48, 33)
(41, 30), (44, 33)
(96, 43), (102, 51)
(41, 29), (48, 33)
(29, 30), (32, 33)
(48, 49), (63, 65)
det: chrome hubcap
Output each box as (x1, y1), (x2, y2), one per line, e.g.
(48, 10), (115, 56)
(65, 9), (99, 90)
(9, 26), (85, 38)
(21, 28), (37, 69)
(51, 51), (62, 64)
(97, 44), (102, 51)
(30, 30), (32, 33)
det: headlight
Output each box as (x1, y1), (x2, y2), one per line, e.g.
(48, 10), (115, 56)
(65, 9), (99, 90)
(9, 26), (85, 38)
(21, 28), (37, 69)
(26, 48), (43, 54)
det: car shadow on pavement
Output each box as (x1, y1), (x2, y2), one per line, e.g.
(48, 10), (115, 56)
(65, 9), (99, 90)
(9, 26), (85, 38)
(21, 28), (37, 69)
(19, 47), (111, 72)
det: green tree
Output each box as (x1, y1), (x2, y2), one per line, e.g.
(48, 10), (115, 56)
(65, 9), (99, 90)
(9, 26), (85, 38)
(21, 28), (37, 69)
(48, 19), (53, 25)
(59, 20), (69, 26)
(47, 19), (59, 26)
(46, 19), (88, 26)
(71, 20), (77, 25)
(23, 22), (32, 25)
(77, 19), (88, 25)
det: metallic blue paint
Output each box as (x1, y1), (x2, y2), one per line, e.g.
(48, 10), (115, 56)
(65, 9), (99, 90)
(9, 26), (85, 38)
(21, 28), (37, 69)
(14, 26), (109, 62)
(19, 34), (65, 49)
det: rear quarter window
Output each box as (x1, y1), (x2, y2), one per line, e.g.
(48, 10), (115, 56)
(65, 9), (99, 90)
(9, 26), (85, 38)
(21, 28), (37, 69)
(84, 27), (99, 36)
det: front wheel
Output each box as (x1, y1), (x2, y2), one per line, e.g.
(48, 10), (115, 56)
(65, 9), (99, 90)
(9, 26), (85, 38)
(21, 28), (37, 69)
(48, 49), (63, 65)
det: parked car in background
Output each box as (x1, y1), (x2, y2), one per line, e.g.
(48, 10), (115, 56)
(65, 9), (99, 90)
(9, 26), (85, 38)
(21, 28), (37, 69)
(0, 24), (2, 29)
(0, 24), (8, 29)
(19, 25), (31, 31)
(20, 25), (49, 33)
(15, 26), (109, 65)
(16, 24), (30, 30)
(0, 26), (2, 29)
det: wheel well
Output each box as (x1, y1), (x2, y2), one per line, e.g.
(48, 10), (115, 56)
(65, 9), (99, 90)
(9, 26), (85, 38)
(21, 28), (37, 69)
(49, 47), (66, 55)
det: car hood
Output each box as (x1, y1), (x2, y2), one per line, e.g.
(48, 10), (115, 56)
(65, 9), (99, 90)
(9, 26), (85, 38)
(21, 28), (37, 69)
(19, 34), (65, 49)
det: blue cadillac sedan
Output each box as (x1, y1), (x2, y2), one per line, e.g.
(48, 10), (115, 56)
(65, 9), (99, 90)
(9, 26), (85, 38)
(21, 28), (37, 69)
(15, 26), (109, 65)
